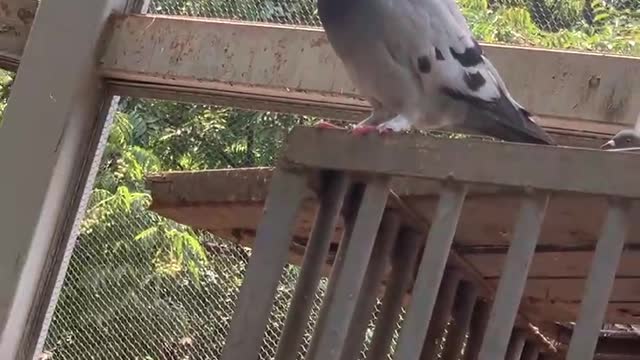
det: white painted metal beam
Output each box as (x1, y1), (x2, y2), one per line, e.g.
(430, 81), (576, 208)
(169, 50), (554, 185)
(100, 15), (640, 135)
(2, 12), (638, 135)
(0, 0), (130, 358)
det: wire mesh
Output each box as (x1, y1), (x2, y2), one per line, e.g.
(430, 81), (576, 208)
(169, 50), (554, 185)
(148, 0), (640, 56)
(37, 97), (403, 360)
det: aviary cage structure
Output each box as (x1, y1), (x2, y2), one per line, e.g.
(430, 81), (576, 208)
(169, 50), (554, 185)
(0, 0), (639, 359)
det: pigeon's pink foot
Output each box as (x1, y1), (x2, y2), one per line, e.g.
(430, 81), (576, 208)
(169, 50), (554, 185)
(313, 120), (344, 130)
(350, 125), (379, 136)
(377, 127), (395, 135)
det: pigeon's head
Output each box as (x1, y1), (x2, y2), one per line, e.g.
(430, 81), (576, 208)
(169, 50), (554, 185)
(601, 129), (640, 150)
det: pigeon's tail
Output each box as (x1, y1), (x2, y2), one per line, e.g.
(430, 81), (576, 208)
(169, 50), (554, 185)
(462, 91), (556, 145)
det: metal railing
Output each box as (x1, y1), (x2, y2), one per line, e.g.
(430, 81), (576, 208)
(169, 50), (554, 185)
(219, 126), (640, 360)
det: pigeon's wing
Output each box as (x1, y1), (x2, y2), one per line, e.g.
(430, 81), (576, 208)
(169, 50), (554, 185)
(407, 0), (555, 144)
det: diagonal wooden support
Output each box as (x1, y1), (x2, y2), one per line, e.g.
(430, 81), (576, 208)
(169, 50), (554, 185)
(419, 268), (464, 360)
(464, 300), (491, 360)
(220, 169), (308, 360)
(441, 281), (479, 360)
(478, 192), (549, 360)
(305, 183), (367, 360)
(506, 329), (527, 360)
(521, 342), (541, 360)
(393, 182), (468, 360)
(339, 211), (402, 360)
(565, 199), (633, 360)
(306, 177), (390, 360)
(366, 229), (423, 360)
(275, 171), (350, 360)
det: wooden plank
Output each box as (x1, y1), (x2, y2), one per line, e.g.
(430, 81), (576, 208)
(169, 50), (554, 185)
(478, 193), (549, 360)
(464, 301), (491, 360)
(487, 278), (640, 302)
(466, 251), (640, 278)
(554, 323), (640, 356)
(393, 183), (468, 360)
(339, 211), (401, 360)
(521, 343), (541, 360)
(366, 230), (423, 360)
(308, 177), (390, 360)
(305, 183), (367, 360)
(145, 168), (640, 249)
(101, 16), (640, 130)
(0, 0), (37, 71)
(220, 169), (308, 360)
(275, 171), (349, 360)
(0, 0), (130, 358)
(419, 269), (463, 360)
(505, 330), (527, 360)
(441, 281), (479, 360)
(566, 200), (633, 360)
(282, 127), (640, 199)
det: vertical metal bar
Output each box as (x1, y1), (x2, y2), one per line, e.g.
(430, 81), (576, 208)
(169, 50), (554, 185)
(419, 269), (464, 360)
(308, 177), (390, 360)
(393, 182), (468, 360)
(505, 330), (527, 360)
(339, 211), (402, 360)
(305, 183), (366, 360)
(477, 192), (549, 360)
(520, 342), (540, 360)
(565, 199), (632, 360)
(0, 0), (130, 358)
(220, 169), (308, 360)
(275, 172), (350, 360)
(464, 300), (490, 360)
(366, 230), (423, 360)
(441, 281), (479, 360)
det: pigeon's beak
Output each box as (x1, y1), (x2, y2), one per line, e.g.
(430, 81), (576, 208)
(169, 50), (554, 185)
(601, 140), (615, 149)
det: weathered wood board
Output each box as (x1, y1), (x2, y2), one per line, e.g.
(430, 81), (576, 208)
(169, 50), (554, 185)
(147, 166), (640, 325)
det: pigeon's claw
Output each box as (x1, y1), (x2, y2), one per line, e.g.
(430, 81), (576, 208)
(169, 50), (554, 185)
(376, 115), (413, 134)
(350, 125), (379, 136)
(313, 120), (344, 130)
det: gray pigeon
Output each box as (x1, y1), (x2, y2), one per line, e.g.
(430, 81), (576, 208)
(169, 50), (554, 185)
(601, 114), (640, 149)
(601, 129), (640, 149)
(317, 0), (556, 145)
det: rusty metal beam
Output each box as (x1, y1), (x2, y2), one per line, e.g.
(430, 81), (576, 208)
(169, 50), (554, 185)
(0, 0), (37, 71)
(282, 127), (640, 199)
(3, 8), (640, 134)
(99, 16), (640, 134)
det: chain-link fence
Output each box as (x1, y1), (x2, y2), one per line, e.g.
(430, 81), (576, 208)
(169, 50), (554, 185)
(148, 0), (640, 56)
(38, 97), (408, 360)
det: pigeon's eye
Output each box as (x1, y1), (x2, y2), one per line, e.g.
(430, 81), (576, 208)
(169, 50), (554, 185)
(627, 139), (632, 142)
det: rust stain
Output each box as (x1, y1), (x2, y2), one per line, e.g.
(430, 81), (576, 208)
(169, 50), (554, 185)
(1, 2), (10, 16)
(310, 36), (329, 48)
(17, 8), (33, 24)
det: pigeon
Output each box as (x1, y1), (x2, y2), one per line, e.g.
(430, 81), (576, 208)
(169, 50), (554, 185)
(601, 114), (640, 150)
(316, 0), (556, 145)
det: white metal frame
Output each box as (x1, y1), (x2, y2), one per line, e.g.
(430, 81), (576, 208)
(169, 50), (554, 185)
(0, 1), (638, 359)
(0, 0), (129, 358)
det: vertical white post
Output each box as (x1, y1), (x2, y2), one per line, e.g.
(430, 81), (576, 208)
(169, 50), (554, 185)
(0, 0), (130, 358)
